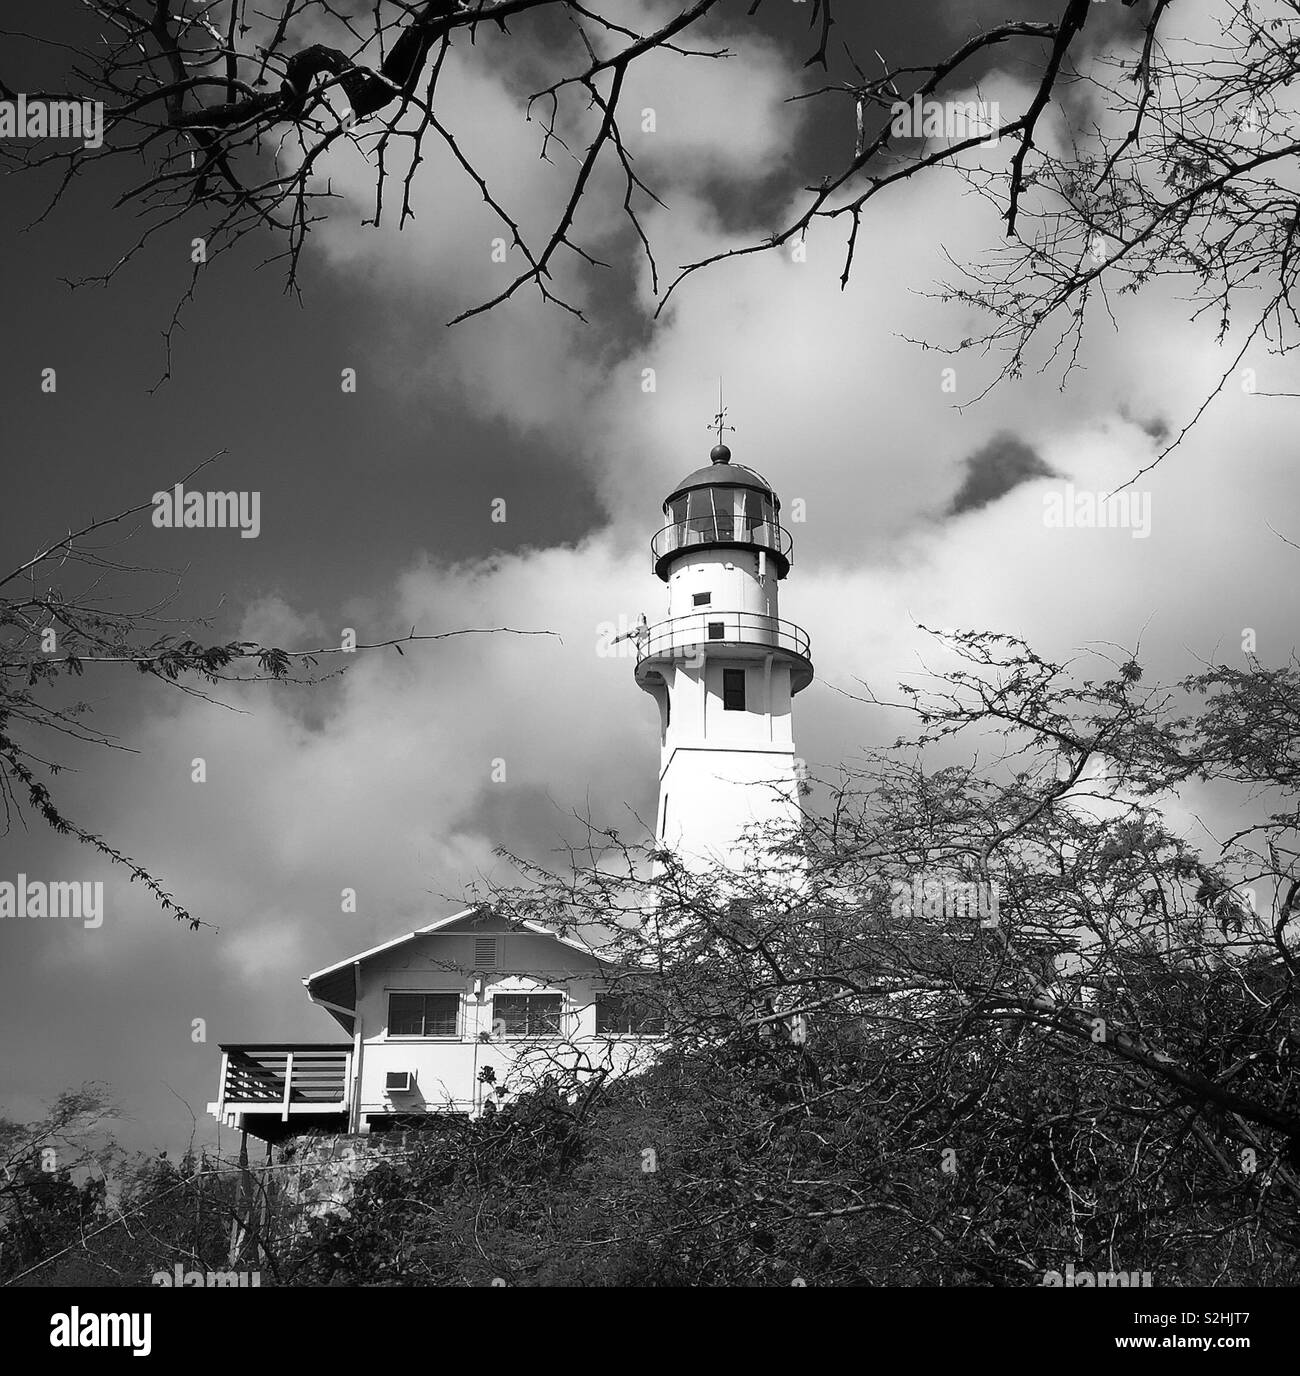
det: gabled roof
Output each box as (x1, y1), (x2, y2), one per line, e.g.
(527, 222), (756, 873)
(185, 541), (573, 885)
(302, 906), (613, 1033)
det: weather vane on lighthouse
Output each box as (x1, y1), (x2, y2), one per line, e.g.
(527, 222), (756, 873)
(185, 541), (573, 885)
(710, 379), (735, 458)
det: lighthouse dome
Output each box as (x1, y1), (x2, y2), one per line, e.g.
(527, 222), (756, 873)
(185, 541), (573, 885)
(664, 453), (779, 510)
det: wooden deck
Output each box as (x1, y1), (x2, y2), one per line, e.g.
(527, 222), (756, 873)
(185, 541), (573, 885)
(211, 1044), (353, 1129)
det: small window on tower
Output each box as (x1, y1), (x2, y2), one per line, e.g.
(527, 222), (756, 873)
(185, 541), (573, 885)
(693, 592), (711, 607)
(723, 668), (746, 711)
(708, 621), (725, 640)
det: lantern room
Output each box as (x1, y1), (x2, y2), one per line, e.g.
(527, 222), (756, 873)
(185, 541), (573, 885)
(650, 443), (793, 580)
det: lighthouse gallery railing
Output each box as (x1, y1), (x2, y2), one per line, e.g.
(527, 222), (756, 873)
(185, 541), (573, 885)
(650, 516), (793, 570)
(636, 611), (810, 664)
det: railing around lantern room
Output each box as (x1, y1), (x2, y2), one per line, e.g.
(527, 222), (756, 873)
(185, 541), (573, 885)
(650, 514), (793, 577)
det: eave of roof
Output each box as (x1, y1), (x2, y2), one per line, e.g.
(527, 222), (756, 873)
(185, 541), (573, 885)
(301, 906), (612, 995)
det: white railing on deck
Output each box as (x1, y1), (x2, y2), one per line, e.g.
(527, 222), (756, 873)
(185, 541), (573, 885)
(217, 1045), (351, 1120)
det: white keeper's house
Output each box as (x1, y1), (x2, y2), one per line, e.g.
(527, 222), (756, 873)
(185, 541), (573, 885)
(208, 428), (812, 1141)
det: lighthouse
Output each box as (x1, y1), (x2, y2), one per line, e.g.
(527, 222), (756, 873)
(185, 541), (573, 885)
(634, 422), (813, 870)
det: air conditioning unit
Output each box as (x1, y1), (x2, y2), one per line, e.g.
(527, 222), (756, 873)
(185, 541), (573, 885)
(385, 1070), (414, 1094)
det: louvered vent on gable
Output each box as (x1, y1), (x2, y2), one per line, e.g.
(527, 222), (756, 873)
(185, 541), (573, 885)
(474, 936), (498, 970)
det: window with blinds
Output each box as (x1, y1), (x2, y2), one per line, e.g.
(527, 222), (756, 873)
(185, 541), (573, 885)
(492, 993), (563, 1037)
(388, 992), (459, 1038)
(595, 991), (666, 1036)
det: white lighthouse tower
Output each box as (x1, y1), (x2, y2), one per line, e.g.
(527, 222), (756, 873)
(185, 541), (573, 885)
(634, 416), (813, 871)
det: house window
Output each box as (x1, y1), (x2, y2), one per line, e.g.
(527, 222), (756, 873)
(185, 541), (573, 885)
(474, 936), (497, 969)
(389, 992), (459, 1038)
(596, 991), (665, 1036)
(708, 621), (725, 640)
(723, 668), (746, 711)
(493, 993), (563, 1037)
(693, 592), (711, 607)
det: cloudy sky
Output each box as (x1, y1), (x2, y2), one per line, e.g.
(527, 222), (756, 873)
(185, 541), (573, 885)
(1, 0), (1295, 1155)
